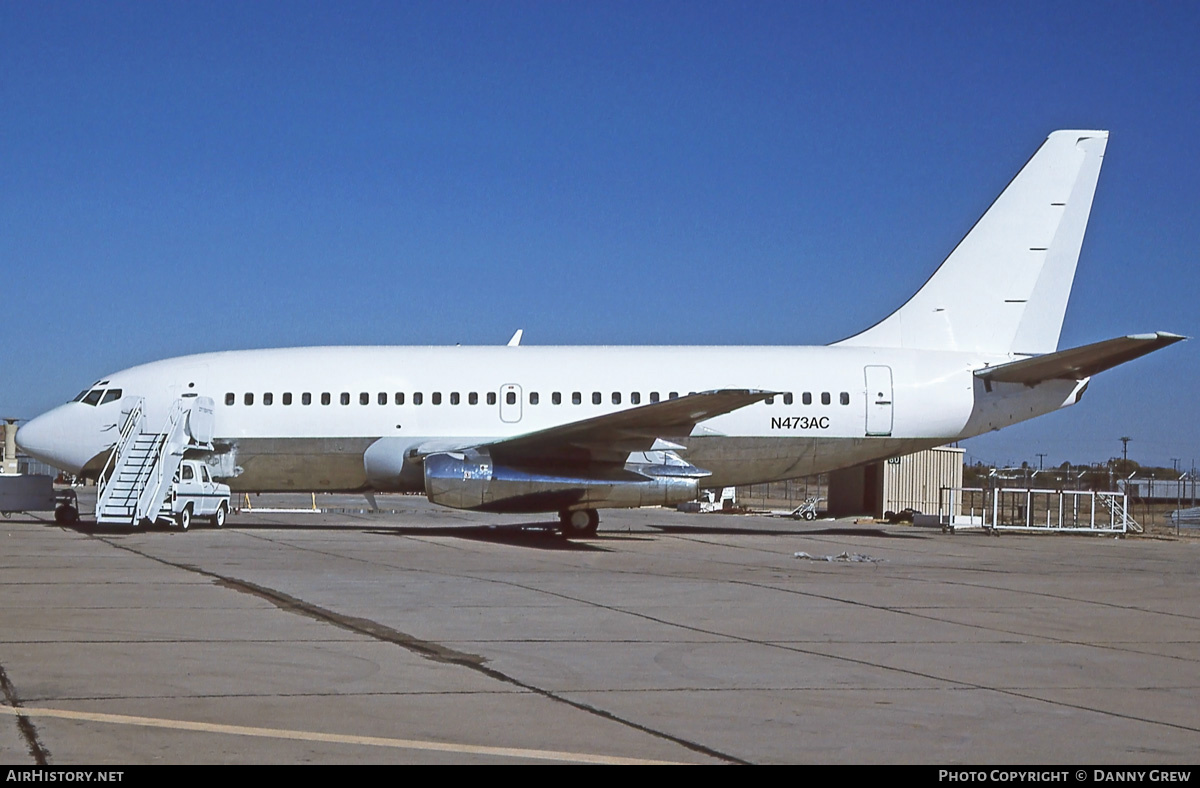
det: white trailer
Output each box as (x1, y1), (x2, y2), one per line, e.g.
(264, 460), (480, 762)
(0, 474), (80, 524)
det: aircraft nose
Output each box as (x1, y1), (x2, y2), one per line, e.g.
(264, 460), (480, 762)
(15, 406), (82, 473)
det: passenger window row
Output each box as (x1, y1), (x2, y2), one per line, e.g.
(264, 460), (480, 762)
(764, 392), (851, 406)
(223, 390), (851, 407)
(223, 390), (685, 407)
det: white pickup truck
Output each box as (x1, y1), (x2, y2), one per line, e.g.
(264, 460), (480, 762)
(159, 459), (231, 530)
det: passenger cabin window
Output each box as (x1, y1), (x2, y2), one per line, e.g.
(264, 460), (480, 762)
(225, 393), (235, 406)
(360, 393), (369, 405)
(414, 392), (423, 405)
(506, 391), (516, 405)
(592, 392), (601, 405)
(529, 392), (538, 405)
(669, 392), (679, 400)
(394, 393), (404, 405)
(650, 392), (660, 403)
(263, 393), (273, 406)
(487, 392), (496, 405)
(803, 392), (812, 405)
(840, 392), (850, 405)
(821, 392), (831, 405)
(302, 393), (312, 405)
(765, 396), (775, 405)
(631, 392), (641, 405)
(784, 393), (793, 405)
(469, 392), (478, 405)
(378, 392), (387, 405)
(451, 392), (460, 405)
(341, 393), (350, 405)
(432, 392), (442, 405)
(244, 393), (254, 406)
(321, 393), (330, 405)
(552, 392), (561, 405)
(612, 392), (621, 405)
(572, 392), (581, 405)
(283, 393), (292, 405)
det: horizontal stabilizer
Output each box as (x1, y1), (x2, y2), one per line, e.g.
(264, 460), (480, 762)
(975, 332), (1185, 386)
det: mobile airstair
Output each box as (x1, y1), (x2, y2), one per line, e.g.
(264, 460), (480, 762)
(1099, 492), (1142, 534)
(95, 395), (215, 526)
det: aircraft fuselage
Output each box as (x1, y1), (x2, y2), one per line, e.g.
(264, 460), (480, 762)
(18, 344), (1082, 493)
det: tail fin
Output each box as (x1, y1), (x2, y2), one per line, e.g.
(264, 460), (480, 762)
(836, 130), (1109, 355)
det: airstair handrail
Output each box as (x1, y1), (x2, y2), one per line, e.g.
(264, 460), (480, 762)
(97, 398), (144, 494)
(135, 399), (188, 522)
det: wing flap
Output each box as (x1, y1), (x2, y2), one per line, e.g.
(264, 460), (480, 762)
(975, 332), (1185, 386)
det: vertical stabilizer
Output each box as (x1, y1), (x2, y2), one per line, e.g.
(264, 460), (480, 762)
(836, 130), (1109, 355)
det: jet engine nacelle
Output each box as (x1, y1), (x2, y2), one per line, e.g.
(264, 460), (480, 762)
(423, 449), (702, 514)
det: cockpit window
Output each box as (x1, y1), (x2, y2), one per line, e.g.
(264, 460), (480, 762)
(73, 390), (90, 403)
(81, 390), (104, 406)
(100, 389), (122, 405)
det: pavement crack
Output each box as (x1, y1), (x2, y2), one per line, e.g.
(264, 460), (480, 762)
(0, 662), (50, 765)
(213, 576), (488, 668)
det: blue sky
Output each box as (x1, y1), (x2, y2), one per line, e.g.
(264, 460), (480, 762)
(2, 1), (1197, 470)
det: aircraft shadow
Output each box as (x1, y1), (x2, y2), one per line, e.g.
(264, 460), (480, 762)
(369, 523), (623, 551)
(52, 517), (627, 551)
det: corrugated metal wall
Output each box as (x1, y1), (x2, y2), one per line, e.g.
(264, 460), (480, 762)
(882, 446), (964, 515)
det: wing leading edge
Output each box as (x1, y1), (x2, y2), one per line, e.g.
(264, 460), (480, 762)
(478, 388), (775, 467)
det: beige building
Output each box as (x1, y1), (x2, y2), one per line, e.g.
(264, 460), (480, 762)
(828, 446), (964, 518)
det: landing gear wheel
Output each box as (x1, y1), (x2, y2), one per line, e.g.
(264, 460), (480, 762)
(54, 504), (79, 525)
(559, 508), (599, 538)
(176, 506), (191, 532)
(211, 503), (227, 528)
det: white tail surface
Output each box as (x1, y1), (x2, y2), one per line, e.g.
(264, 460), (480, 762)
(837, 130), (1109, 355)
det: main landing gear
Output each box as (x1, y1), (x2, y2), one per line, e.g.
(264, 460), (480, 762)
(559, 508), (599, 538)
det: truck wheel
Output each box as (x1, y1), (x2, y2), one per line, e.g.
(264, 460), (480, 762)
(212, 503), (227, 528)
(54, 504), (79, 525)
(177, 506), (191, 532)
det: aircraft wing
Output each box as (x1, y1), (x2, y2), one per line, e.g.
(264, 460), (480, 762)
(475, 389), (774, 466)
(975, 332), (1185, 386)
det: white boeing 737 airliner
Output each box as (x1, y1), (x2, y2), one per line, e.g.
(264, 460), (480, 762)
(17, 130), (1183, 535)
